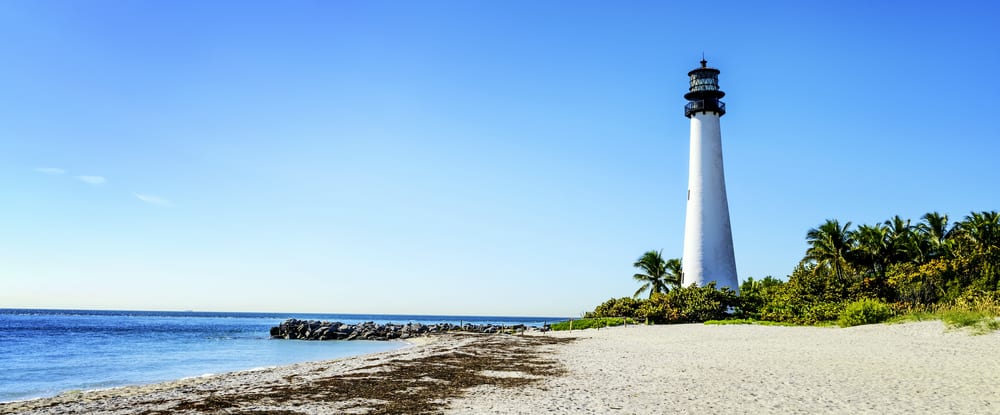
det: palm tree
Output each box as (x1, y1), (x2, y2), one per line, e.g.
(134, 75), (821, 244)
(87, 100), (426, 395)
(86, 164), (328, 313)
(805, 219), (854, 293)
(916, 212), (954, 260)
(632, 250), (682, 298)
(664, 258), (683, 291)
(852, 223), (889, 277)
(958, 211), (1000, 252)
(884, 215), (920, 264)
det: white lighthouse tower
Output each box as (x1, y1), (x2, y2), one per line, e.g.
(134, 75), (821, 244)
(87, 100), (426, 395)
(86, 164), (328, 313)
(681, 59), (739, 292)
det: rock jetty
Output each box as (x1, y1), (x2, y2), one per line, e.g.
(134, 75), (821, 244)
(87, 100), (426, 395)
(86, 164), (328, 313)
(269, 319), (534, 341)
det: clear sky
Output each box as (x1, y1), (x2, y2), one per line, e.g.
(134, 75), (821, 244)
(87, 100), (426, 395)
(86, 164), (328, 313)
(2, 1), (998, 316)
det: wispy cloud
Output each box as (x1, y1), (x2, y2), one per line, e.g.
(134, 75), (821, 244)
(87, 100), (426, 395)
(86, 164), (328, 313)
(76, 175), (107, 185)
(134, 193), (172, 206)
(35, 167), (66, 175)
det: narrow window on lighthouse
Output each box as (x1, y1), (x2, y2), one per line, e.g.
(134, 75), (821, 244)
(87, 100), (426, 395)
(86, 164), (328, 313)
(687, 189), (690, 200)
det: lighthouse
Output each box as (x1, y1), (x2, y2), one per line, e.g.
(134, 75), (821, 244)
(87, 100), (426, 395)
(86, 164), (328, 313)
(681, 59), (739, 293)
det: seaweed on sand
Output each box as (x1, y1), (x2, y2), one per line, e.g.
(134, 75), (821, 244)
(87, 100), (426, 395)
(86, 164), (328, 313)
(139, 334), (572, 415)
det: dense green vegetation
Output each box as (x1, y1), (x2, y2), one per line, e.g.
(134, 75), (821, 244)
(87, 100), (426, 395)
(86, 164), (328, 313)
(743, 211), (1000, 326)
(584, 283), (738, 324)
(571, 211), (1000, 332)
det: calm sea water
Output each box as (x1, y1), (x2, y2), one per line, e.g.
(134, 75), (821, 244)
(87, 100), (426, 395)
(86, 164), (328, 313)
(0, 309), (563, 402)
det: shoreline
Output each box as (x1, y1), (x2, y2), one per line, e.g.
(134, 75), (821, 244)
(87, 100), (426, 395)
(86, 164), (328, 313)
(0, 338), (416, 406)
(0, 309), (564, 407)
(0, 337), (427, 407)
(5, 321), (999, 414)
(0, 333), (568, 414)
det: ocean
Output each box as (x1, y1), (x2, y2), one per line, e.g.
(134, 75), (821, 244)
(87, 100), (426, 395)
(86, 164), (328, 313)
(0, 308), (563, 403)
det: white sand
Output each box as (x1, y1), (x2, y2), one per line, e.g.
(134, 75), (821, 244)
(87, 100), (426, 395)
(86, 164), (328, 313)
(447, 321), (1000, 414)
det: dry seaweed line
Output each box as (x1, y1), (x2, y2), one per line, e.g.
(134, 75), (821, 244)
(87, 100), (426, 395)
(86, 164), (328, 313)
(134, 334), (574, 415)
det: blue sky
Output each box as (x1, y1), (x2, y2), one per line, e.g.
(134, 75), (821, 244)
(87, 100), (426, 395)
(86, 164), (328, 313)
(2, 1), (998, 316)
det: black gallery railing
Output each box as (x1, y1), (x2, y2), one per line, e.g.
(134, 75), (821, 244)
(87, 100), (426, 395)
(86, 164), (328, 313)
(685, 99), (726, 117)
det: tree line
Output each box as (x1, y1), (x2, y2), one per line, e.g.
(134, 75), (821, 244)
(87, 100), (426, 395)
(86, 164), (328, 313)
(796, 211), (999, 306)
(586, 210), (1000, 326)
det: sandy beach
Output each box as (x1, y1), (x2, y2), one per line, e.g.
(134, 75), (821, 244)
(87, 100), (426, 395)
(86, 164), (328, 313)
(3, 321), (998, 414)
(449, 321), (1000, 414)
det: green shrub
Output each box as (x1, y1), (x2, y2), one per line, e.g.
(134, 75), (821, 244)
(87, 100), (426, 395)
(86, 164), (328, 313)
(585, 297), (642, 319)
(756, 293), (802, 323)
(628, 283), (736, 324)
(743, 274), (848, 325)
(805, 301), (847, 323)
(635, 294), (676, 322)
(838, 299), (893, 327)
(666, 282), (739, 323)
(737, 276), (786, 318)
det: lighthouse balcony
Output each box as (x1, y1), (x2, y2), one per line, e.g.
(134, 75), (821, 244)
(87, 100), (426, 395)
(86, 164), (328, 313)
(684, 99), (726, 117)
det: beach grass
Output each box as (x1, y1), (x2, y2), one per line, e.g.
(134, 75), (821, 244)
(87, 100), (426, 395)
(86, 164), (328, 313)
(938, 311), (1000, 335)
(703, 319), (799, 326)
(887, 302), (1000, 335)
(718, 310), (1000, 333)
(548, 317), (638, 331)
(887, 311), (936, 323)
